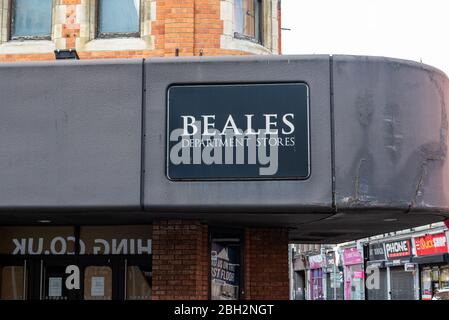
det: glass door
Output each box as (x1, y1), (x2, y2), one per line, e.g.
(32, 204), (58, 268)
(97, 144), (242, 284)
(41, 256), (78, 300)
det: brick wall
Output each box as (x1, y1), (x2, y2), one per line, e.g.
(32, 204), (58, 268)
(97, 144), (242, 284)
(243, 228), (289, 300)
(0, 0), (279, 62)
(152, 221), (290, 300)
(152, 220), (209, 300)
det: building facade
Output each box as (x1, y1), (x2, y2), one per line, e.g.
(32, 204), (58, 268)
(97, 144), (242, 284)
(1, 3), (449, 301)
(0, 0), (281, 62)
(0, 0), (287, 301)
(291, 222), (449, 300)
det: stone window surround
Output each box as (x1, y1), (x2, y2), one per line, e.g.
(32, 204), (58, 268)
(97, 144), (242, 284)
(0, 0), (57, 54)
(81, 0), (155, 52)
(220, 0), (279, 55)
(0, 0), (155, 53)
(0, 0), (277, 55)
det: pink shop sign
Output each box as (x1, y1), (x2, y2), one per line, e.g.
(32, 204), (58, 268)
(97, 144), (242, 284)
(343, 247), (363, 265)
(308, 254), (324, 269)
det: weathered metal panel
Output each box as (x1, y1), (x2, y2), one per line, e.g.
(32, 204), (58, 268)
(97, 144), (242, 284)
(333, 55), (449, 212)
(0, 59), (142, 210)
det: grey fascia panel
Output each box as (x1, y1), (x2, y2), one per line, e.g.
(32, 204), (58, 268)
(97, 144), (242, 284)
(0, 59), (143, 210)
(144, 55), (333, 213)
(333, 55), (449, 212)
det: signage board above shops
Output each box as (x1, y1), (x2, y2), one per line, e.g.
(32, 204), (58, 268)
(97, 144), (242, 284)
(0, 226), (152, 255)
(167, 83), (310, 180)
(414, 233), (448, 257)
(325, 252), (336, 268)
(385, 239), (412, 260)
(308, 254), (324, 269)
(368, 243), (386, 261)
(343, 247), (363, 265)
(404, 263), (417, 272)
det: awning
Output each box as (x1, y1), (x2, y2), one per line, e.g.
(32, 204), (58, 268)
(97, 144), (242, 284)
(411, 253), (449, 265)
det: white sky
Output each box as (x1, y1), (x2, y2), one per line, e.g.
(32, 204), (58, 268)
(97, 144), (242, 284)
(281, 0), (449, 76)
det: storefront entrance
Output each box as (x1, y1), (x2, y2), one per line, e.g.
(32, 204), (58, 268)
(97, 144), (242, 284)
(0, 226), (152, 300)
(420, 265), (449, 300)
(0, 254), (151, 300)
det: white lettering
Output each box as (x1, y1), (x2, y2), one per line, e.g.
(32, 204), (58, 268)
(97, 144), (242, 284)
(181, 116), (198, 136)
(65, 265), (80, 290)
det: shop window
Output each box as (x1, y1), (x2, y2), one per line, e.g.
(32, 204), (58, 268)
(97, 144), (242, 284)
(97, 0), (140, 38)
(83, 266), (112, 300)
(9, 0), (53, 40)
(440, 267), (449, 289)
(126, 265), (152, 300)
(1, 265), (26, 300)
(210, 230), (242, 300)
(234, 0), (263, 44)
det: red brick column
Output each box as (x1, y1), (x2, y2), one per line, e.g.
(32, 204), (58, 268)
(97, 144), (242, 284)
(152, 220), (209, 300)
(243, 228), (289, 300)
(62, 0), (81, 49)
(194, 0), (223, 56)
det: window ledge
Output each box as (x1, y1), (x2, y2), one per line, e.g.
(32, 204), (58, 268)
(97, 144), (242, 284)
(221, 34), (272, 55)
(84, 38), (149, 52)
(233, 32), (262, 45)
(0, 40), (55, 54)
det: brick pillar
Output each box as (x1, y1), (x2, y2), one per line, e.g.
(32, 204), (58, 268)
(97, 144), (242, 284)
(152, 220), (209, 300)
(159, 0), (195, 56)
(62, 0), (81, 49)
(244, 228), (289, 300)
(193, 0), (223, 56)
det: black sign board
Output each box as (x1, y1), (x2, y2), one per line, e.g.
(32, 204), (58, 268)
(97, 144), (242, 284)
(368, 243), (386, 261)
(385, 239), (412, 260)
(167, 83), (310, 180)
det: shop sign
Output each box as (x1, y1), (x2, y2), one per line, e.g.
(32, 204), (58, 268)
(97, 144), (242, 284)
(404, 263), (417, 272)
(308, 254), (324, 269)
(414, 233), (448, 257)
(325, 251), (336, 268)
(211, 242), (240, 300)
(385, 239), (411, 260)
(167, 83), (310, 180)
(343, 247), (363, 265)
(0, 226), (152, 255)
(368, 243), (386, 261)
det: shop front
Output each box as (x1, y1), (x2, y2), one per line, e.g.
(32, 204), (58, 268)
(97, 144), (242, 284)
(324, 251), (344, 300)
(307, 254), (325, 300)
(366, 242), (388, 300)
(0, 226), (152, 300)
(411, 232), (449, 300)
(343, 247), (364, 300)
(210, 230), (242, 300)
(385, 238), (416, 300)
(292, 254), (307, 300)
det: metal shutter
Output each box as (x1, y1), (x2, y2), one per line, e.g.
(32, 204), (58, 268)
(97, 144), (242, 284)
(367, 268), (388, 300)
(390, 267), (415, 300)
